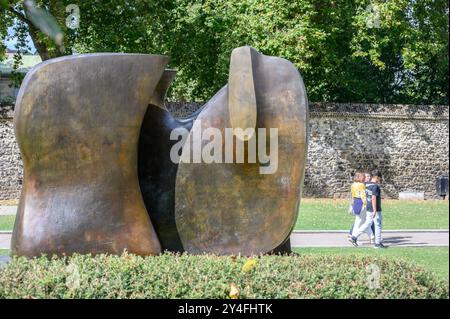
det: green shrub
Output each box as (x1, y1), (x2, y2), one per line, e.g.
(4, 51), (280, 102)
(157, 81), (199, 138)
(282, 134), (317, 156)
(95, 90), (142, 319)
(0, 252), (448, 299)
(0, 96), (15, 108)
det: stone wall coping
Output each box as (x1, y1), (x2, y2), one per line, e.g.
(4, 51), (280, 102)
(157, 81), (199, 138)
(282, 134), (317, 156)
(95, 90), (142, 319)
(309, 111), (449, 121)
(2, 102), (449, 120)
(308, 103), (449, 121)
(167, 102), (450, 121)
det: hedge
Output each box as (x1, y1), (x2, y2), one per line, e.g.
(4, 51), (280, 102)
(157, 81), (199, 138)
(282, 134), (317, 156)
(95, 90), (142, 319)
(0, 252), (448, 299)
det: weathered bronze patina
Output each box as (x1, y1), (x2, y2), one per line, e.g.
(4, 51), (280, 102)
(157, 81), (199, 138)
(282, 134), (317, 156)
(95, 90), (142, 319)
(174, 46), (309, 255)
(12, 53), (166, 257)
(139, 46), (308, 255)
(14, 47), (308, 257)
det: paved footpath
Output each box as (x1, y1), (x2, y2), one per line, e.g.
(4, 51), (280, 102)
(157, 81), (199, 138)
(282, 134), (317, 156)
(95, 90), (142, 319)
(0, 206), (17, 216)
(0, 230), (448, 250)
(0, 232), (12, 250)
(1, 206), (448, 249)
(291, 230), (449, 248)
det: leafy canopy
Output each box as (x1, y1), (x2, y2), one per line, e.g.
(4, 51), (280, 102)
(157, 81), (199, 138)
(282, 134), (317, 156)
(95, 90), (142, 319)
(1, 0), (448, 104)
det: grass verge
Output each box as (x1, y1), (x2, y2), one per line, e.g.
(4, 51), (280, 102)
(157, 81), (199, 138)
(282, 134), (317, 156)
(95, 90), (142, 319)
(1, 199), (448, 232)
(0, 215), (15, 231)
(295, 247), (449, 280)
(296, 199), (449, 230)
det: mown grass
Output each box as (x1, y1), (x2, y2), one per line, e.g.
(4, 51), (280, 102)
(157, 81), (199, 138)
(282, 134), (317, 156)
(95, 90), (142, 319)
(295, 247), (449, 280)
(0, 215), (15, 231)
(1, 199), (448, 232)
(296, 198), (449, 230)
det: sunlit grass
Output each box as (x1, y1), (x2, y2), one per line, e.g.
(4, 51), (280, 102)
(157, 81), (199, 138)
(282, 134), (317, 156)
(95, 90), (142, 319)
(0, 215), (15, 231)
(296, 199), (449, 230)
(294, 246), (449, 280)
(1, 199), (448, 231)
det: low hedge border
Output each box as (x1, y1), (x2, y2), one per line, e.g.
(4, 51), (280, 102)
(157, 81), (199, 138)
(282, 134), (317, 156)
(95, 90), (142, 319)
(0, 252), (448, 299)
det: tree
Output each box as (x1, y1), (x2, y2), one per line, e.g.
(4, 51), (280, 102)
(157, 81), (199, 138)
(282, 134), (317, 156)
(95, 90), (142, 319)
(164, 0), (448, 104)
(1, 0), (448, 104)
(1, 0), (76, 60)
(351, 0), (449, 104)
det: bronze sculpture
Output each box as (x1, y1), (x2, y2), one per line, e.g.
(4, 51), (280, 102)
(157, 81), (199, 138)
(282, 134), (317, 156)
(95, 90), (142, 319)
(12, 54), (165, 257)
(138, 69), (198, 252)
(173, 47), (308, 255)
(13, 46), (308, 257)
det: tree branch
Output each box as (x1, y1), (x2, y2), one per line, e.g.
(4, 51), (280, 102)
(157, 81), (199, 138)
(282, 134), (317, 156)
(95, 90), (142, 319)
(8, 7), (29, 24)
(8, 5), (51, 60)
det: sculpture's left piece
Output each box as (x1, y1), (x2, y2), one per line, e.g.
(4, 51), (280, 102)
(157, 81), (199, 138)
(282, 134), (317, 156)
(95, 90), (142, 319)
(12, 53), (167, 257)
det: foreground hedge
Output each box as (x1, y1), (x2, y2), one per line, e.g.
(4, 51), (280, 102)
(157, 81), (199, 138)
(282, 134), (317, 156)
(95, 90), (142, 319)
(0, 253), (448, 299)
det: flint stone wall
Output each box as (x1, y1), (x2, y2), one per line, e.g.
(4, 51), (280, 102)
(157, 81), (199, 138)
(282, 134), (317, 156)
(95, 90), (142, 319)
(1, 103), (448, 200)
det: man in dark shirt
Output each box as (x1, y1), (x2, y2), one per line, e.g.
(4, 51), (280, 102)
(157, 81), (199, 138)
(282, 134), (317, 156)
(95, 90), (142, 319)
(350, 170), (387, 248)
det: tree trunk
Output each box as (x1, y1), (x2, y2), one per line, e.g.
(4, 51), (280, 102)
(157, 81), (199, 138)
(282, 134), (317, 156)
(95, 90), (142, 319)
(9, 6), (58, 61)
(26, 23), (52, 61)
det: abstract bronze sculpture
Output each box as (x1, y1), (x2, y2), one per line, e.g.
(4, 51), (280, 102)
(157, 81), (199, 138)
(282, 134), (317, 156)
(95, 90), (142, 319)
(13, 47), (308, 257)
(12, 54), (165, 257)
(173, 47), (308, 255)
(138, 69), (198, 252)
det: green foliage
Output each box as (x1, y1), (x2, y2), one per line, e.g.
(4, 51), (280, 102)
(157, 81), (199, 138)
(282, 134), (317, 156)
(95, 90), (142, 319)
(1, 0), (74, 88)
(121, 0), (446, 103)
(0, 252), (448, 299)
(1, 0), (448, 104)
(1, 1), (70, 59)
(350, 0), (449, 104)
(0, 95), (15, 106)
(9, 17), (27, 87)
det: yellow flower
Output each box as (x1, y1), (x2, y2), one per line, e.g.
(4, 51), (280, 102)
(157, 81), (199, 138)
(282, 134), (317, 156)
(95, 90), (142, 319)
(242, 259), (257, 273)
(229, 284), (239, 299)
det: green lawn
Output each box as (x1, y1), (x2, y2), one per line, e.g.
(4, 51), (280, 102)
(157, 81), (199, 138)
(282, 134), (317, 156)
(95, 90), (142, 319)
(296, 199), (449, 230)
(0, 199), (448, 231)
(0, 215), (15, 231)
(294, 247), (449, 280)
(0, 250), (8, 256)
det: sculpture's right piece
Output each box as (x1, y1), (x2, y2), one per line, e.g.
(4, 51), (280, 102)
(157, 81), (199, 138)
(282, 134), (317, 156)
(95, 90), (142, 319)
(174, 46), (309, 255)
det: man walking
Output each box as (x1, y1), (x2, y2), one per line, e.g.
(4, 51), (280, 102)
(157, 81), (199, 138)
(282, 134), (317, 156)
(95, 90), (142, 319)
(350, 170), (387, 248)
